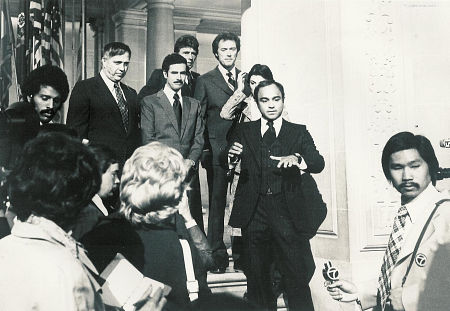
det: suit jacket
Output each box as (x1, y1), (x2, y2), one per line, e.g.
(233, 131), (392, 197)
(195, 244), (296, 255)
(227, 119), (326, 236)
(140, 90), (204, 163)
(194, 66), (243, 165)
(360, 193), (450, 311)
(138, 69), (200, 103)
(66, 75), (140, 165)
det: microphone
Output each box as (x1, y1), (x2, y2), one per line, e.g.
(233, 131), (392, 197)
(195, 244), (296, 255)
(226, 154), (240, 179)
(440, 138), (450, 148)
(322, 261), (339, 287)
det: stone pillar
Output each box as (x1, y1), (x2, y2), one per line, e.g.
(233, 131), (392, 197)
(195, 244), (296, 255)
(146, 0), (175, 80)
(112, 9), (147, 91)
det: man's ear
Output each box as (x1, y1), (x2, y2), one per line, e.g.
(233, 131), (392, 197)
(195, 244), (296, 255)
(26, 95), (32, 103)
(163, 71), (168, 79)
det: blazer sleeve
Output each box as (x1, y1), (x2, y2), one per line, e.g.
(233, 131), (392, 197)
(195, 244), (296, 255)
(140, 97), (156, 145)
(66, 81), (90, 139)
(299, 125), (325, 174)
(187, 100), (205, 163)
(194, 76), (208, 120)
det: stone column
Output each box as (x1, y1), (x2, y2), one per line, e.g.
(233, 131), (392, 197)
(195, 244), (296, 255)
(146, 0), (175, 80)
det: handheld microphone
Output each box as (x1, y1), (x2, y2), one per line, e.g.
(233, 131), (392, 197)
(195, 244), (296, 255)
(322, 261), (339, 287)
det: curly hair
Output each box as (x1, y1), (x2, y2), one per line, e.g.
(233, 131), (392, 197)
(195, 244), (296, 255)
(8, 132), (101, 229)
(174, 35), (199, 54)
(20, 65), (70, 103)
(120, 142), (188, 227)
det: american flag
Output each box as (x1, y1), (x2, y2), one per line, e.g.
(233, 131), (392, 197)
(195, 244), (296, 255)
(30, 0), (43, 69)
(0, 0), (12, 109)
(15, 0), (30, 87)
(42, 0), (63, 68)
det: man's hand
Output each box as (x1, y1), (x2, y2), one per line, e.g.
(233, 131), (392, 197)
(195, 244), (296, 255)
(228, 142), (243, 168)
(185, 159), (195, 170)
(270, 155), (300, 169)
(134, 286), (167, 311)
(236, 72), (247, 92)
(177, 192), (194, 223)
(389, 287), (405, 311)
(327, 280), (359, 302)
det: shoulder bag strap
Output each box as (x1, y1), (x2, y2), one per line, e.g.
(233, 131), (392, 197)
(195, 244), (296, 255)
(179, 239), (199, 301)
(402, 198), (450, 286)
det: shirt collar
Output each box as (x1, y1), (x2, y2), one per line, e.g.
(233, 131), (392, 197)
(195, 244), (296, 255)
(92, 194), (109, 216)
(260, 117), (283, 137)
(403, 183), (445, 224)
(163, 84), (183, 107)
(218, 64), (236, 81)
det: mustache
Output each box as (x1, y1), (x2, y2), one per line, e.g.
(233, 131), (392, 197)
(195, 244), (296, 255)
(399, 182), (420, 189)
(40, 108), (56, 115)
(174, 80), (183, 84)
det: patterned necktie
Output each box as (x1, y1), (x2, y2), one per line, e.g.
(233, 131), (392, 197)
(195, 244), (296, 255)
(262, 121), (276, 146)
(173, 93), (182, 132)
(114, 83), (129, 132)
(226, 71), (236, 90)
(378, 205), (409, 309)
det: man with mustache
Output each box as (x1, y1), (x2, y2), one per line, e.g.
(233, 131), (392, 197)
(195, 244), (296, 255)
(328, 131), (450, 311)
(140, 53), (204, 229)
(138, 35), (200, 101)
(67, 42), (140, 167)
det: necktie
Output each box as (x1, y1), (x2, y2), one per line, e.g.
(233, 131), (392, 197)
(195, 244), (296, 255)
(173, 93), (182, 132)
(114, 83), (129, 132)
(226, 71), (236, 91)
(378, 205), (409, 309)
(262, 121), (276, 146)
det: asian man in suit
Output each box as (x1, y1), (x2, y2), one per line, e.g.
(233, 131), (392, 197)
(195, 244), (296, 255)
(227, 80), (326, 311)
(328, 132), (450, 311)
(140, 53), (204, 229)
(66, 42), (140, 167)
(194, 32), (251, 273)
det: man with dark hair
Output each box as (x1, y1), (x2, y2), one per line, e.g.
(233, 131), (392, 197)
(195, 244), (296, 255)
(194, 31), (251, 273)
(1, 65), (70, 169)
(328, 131), (450, 311)
(138, 35), (200, 102)
(227, 80), (325, 310)
(140, 53), (204, 229)
(67, 41), (140, 167)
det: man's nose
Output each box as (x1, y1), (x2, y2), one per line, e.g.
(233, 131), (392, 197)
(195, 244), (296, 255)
(402, 167), (413, 180)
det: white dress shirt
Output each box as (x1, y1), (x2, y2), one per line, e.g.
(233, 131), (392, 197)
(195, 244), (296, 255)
(163, 84), (183, 108)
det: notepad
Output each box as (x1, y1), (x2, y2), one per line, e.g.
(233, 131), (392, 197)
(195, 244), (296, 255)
(100, 253), (171, 311)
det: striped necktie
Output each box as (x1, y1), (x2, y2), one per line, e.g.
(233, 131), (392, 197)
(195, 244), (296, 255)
(114, 83), (129, 132)
(226, 71), (236, 91)
(378, 205), (409, 309)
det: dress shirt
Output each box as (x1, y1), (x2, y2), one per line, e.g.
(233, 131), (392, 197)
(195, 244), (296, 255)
(100, 70), (127, 102)
(260, 117), (307, 170)
(218, 64), (236, 84)
(92, 194), (109, 216)
(163, 84), (183, 108)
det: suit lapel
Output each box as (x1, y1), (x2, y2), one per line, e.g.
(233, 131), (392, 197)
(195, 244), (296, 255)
(95, 75), (126, 134)
(245, 120), (262, 168)
(180, 96), (191, 139)
(157, 90), (180, 135)
(210, 66), (234, 97)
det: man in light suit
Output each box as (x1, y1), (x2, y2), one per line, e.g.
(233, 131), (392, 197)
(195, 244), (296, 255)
(328, 132), (450, 311)
(194, 32), (251, 273)
(227, 80), (326, 311)
(66, 42), (140, 167)
(138, 35), (200, 101)
(140, 53), (204, 228)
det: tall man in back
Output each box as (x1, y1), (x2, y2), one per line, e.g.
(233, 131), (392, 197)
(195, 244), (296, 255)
(67, 42), (140, 166)
(194, 32), (249, 273)
(227, 80), (326, 310)
(140, 53), (204, 229)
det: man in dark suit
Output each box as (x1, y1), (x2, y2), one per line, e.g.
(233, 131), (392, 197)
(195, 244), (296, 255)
(194, 32), (250, 273)
(227, 80), (326, 310)
(138, 35), (200, 101)
(141, 53), (204, 229)
(66, 42), (140, 167)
